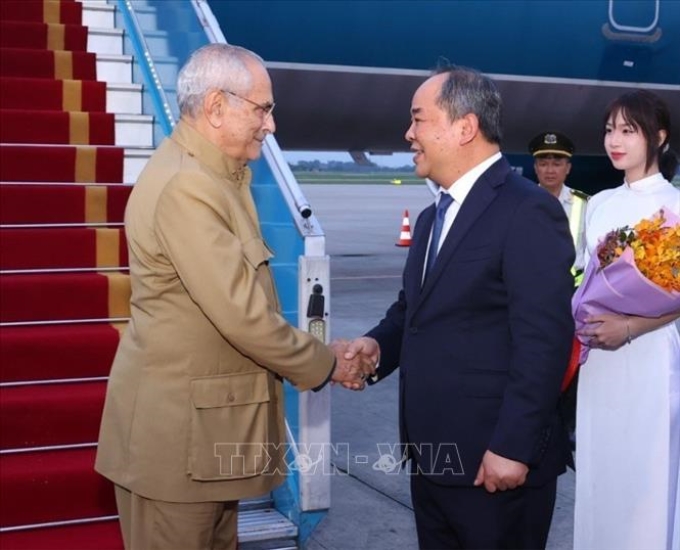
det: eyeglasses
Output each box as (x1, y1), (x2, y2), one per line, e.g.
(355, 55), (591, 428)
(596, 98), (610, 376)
(220, 89), (275, 119)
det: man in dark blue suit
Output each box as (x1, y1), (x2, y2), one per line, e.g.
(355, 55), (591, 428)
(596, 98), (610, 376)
(346, 67), (575, 548)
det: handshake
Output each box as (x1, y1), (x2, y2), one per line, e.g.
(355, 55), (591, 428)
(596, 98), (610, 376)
(328, 337), (380, 391)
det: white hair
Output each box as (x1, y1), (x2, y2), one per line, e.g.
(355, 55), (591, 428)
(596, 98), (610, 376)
(176, 43), (264, 118)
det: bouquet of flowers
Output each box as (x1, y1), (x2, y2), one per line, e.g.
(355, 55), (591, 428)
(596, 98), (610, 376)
(562, 207), (680, 390)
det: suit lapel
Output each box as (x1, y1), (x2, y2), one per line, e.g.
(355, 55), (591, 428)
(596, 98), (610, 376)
(415, 158), (510, 308)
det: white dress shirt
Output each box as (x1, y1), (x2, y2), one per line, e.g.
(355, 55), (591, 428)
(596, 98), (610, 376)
(425, 152), (503, 270)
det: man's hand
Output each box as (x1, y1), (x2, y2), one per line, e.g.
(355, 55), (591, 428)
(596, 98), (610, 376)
(344, 337), (380, 370)
(473, 450), (528, 493)
(340, 337), (380, 390)
(328, 339), (377, 390)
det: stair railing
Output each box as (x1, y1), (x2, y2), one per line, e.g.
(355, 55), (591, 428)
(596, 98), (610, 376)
(116, 0), (175, 134)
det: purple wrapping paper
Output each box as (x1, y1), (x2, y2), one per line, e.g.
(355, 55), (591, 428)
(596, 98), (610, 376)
(572, 208), (680, 364)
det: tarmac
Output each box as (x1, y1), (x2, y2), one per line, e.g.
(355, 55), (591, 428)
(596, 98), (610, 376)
(299, 183), (575, 550)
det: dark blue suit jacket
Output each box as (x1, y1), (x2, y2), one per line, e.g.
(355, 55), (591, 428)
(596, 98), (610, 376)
(367, 157), (575, 487)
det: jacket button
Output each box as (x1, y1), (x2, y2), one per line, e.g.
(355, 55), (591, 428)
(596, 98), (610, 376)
(409, 327), (418, 334)
(227, 393), (235, 403)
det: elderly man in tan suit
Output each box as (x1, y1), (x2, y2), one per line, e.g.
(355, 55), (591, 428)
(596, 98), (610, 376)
(95, 44), (372, 550)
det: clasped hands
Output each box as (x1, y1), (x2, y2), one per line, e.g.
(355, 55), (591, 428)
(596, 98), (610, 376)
(329, 337), (380, 390)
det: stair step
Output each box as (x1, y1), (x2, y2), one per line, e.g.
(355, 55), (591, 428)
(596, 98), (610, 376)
(0, 109), (150, 147)
(1, 76), (107, 112)
(0, 322), (124, 383)
(116, 114), (154, 147)
(123, 147), (153, 183)
(239, 509), (298, 544)
(0, 47), (97, 80)
(87, 27), (123, 57)
(0, 271), (130, 323)
(0, 183), (132, 225)
(1, 109), (115, 146)
(0, 227), (127, 270)
(0, 381), (107, 450)
(0, 0), (83, 25)
(0, 518), (123, 550)
(0, 76), (142, 115)
(107, 83), (143, 116)
(0, 513), (298, 550)
(135, 29), (206, 58)
(82, 2), (116, 30)
(0, 144), (151, 184)
(0, 21), (87, 51)
(96, 53), (133, 84)
(0, 144), (125, 183)
(144, 55), (182, 88)
(241, 541), (297, 550)
(0, 447), (117, 528)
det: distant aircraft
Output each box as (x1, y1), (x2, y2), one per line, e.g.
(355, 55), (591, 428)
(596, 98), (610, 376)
(210, 0), (680, 188)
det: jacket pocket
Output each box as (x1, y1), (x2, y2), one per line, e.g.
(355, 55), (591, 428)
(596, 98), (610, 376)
(188, 371), (270, 480)
(242, 238), (273, 269)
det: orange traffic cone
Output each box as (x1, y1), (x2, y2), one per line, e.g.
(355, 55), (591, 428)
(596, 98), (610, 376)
(395, 210), (412, 247)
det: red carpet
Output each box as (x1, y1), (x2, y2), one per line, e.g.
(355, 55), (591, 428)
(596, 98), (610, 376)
(0, 323), (124, 383)
(0, 144), (124, 183)
(0, 47), (97, 80)
(1, 3), (131, 546)
(0, 183), (132, 224)
(0, 76), (107, 112)
(0, 519), (124, 550)
(1, 381), (107, 449)
(0, 447), (117, 527)
(0, 227), (127, 270)
(0, 272), (130, 322)
(0, 21), (88, 51)
(1, 109), (115, 145)
(0, 0), (83, 25)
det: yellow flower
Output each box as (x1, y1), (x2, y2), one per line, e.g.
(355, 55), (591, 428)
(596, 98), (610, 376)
(598, 210), (680, 292)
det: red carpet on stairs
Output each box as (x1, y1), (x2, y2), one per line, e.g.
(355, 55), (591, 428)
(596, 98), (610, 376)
(0, 272), (131, 322)
(0, 47), (97, 80)
(1, 447), (117, 527)
(0, 144), (124, 183)
(0, 76), (108, 112)
(0, 381), (107, 449)
(0, 520), (123, 550)
(0, 323), (124, 383)
(1, 1), (131, 547)
(0, 0), (83, 25)
(0, 21), (88, 51)
(0, 183), (132, 224)
(0, 227), (127, 270)
(1, 109), (116, 145)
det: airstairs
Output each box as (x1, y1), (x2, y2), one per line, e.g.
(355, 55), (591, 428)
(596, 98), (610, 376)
(0, 1), (330, 548)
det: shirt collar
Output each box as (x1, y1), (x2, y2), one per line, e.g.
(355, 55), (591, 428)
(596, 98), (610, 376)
(558, 184), (572, 204)
(440, 152), (502, 204)
(171, 119), (251, 187)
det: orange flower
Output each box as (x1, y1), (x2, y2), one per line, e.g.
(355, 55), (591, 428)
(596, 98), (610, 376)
(598, 210), (680, 292)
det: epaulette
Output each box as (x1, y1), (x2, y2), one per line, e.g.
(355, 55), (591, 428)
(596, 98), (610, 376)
(570, 188), (590, 201)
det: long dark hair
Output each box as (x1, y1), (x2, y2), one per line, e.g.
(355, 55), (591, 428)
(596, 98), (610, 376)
(603, 90), (678, 181)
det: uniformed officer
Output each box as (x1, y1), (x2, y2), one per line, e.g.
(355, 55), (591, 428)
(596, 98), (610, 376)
(529, 131), (589, 275)
(529, 132), (586, 450)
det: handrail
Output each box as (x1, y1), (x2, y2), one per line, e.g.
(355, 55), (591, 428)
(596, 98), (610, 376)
(116, 0), (176, 135)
